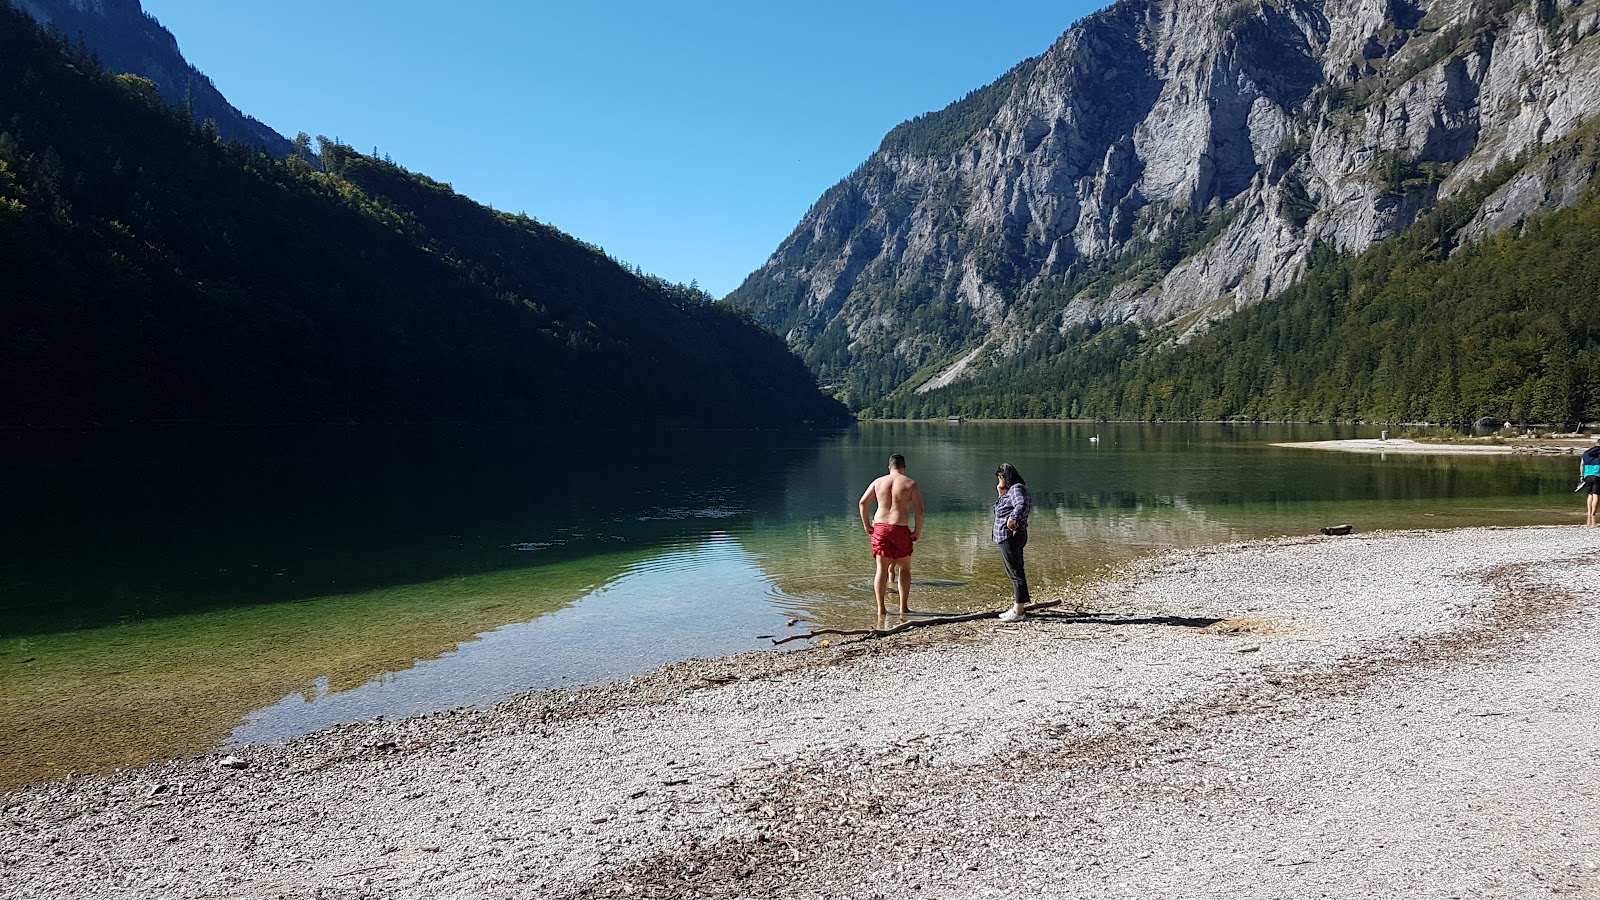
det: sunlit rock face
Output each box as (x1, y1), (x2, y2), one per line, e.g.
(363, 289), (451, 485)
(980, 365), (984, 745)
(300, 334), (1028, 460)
(730, 0), (1600, 399)
(14, 0), (293, 156)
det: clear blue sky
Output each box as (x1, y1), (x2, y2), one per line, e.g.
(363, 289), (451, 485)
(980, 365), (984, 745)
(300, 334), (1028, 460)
(138, 1), (1103, 297)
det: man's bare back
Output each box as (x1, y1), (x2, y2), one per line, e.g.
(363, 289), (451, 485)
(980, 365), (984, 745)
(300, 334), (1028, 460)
(865, 471), (920, 527)
(858, 455), (926, 616)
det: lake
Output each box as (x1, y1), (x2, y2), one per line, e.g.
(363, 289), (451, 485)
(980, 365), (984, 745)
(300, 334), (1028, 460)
(0, 421), (1579, 788)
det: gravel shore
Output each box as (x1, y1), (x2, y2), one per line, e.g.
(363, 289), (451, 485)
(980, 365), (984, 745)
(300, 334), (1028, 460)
(5, 526), (1598, 899)
(1272, 437), (1583, 455)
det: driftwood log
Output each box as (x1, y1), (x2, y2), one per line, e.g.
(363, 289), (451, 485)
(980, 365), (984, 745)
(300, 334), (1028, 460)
(771, 600), (1063, 646)
(1320, 524), (1354, 536)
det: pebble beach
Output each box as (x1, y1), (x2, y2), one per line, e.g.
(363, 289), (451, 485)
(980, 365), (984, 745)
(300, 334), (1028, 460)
(4, 525), (1598, 899)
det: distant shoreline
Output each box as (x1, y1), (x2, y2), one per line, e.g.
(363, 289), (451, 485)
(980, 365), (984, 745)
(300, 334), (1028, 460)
(1272, 437), (1586, 455)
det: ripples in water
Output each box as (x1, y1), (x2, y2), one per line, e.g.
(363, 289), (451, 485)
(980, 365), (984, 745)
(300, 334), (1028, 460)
(634, 506), (742, 521)
(845, 578), (967, 592)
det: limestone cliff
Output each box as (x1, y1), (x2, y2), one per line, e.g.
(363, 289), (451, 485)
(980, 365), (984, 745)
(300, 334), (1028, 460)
(729, 0), (1600, 407)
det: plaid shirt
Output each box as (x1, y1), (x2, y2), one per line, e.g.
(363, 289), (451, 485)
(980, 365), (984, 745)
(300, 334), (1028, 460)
(993, 483), (1031, 542)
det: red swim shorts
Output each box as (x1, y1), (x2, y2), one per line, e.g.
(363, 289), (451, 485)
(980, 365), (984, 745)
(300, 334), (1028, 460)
(870, 523), (914, 559)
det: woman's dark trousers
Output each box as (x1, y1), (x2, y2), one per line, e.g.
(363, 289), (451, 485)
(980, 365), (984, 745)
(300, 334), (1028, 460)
(998, 529), (1029, 606)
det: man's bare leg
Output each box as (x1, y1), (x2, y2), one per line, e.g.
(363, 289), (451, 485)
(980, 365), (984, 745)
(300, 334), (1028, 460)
(896, 557), (912, 615)
(873, 556), (892, 616)
(1588, 492), (1597, 527)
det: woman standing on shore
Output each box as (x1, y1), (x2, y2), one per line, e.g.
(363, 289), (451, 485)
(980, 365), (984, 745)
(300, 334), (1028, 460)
(994, 463), (1032, 622)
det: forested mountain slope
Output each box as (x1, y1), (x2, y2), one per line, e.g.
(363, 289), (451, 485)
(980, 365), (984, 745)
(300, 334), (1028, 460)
(14, 0), (292, 156)
(895, 137), (1600, 422)
(729, 0), (1600, 422)
(0, 5), (848, 427)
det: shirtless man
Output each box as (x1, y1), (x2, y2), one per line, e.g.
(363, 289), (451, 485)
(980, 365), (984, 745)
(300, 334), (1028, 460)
(858, 454), (926, 616)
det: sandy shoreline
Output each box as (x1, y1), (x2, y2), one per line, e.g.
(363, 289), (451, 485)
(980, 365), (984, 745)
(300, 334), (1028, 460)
(1274, 437), (1586, 455)
(5, 526), (1599, 898)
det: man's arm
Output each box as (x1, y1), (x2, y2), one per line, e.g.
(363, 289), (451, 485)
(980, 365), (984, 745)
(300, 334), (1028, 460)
(911, 483), (926, 540)
(859, 483), (876, 533)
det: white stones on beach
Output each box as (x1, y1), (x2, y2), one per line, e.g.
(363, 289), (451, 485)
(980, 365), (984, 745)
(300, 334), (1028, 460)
(5, 527), (1600, 899)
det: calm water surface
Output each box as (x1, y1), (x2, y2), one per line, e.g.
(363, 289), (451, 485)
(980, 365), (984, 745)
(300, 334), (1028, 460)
(0, 422), (1579, 786)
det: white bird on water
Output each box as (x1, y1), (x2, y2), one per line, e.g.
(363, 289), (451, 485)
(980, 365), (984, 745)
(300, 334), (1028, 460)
(1089, 434), (1100, 443)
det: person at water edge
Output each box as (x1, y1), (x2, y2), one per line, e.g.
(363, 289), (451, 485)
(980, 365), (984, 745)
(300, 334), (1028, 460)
(994, 463), (1033, 622)
(859, 454), (925, 616)
(1582, 436), (1600, 527)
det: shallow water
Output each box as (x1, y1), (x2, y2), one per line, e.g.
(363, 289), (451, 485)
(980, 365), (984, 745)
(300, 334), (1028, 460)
(0, 422), (1580, 787)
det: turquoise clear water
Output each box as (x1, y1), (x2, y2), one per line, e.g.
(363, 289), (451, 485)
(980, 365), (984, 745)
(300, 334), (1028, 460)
(0, 422), (1580, 786)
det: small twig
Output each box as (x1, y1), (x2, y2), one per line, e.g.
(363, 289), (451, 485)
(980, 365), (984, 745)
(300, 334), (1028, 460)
(334, 863), (391, 878)
(771, 600), (1063, 646)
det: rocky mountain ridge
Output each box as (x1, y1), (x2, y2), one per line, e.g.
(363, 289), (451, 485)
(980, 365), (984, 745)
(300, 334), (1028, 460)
(729, 0), (1600, 409)
(12, 0), (292, 155)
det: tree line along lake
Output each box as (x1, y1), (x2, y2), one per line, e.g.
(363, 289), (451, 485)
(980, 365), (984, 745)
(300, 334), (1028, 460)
(0, 421), (1579, 788)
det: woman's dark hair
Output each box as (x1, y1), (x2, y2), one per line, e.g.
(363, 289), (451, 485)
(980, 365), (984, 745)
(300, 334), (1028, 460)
(996, 463), (1025, 488)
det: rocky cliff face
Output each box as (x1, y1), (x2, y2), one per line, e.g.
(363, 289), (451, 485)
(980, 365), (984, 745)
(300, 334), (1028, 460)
(14, 0), (292, 156)
(729, 0), (1600, 406)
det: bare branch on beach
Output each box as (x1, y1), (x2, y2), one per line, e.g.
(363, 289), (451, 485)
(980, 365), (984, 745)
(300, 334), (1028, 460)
(770, 600), (1063, 646)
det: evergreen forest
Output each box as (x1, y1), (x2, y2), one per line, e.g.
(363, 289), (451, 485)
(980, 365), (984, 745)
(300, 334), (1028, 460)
(0, 3), (848, 429)
(854, 155), (1600, 425)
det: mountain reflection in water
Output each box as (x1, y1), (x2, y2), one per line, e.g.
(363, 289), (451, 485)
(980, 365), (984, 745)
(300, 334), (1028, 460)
(0, 421), (1579, 787)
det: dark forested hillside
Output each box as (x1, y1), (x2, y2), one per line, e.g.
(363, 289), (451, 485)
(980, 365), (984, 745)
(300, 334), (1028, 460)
(14, 0), (292, 156)
(879, 148), (1600, 424)
(0, 4), (847, 428)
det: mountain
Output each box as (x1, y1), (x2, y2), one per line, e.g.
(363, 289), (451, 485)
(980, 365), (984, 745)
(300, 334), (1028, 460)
(728, 0), (1600, 420)
(890, 148), (1600, 422)
(0, 5), (849, 428)
(13, 0), (292, 156)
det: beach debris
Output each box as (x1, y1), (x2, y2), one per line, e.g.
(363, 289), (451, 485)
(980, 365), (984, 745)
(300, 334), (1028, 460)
(333, 863), (392, 878)
(1319, 524), (1354, 536)
(217, 755), (249, 770)
(772, 600), (1064, 646)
